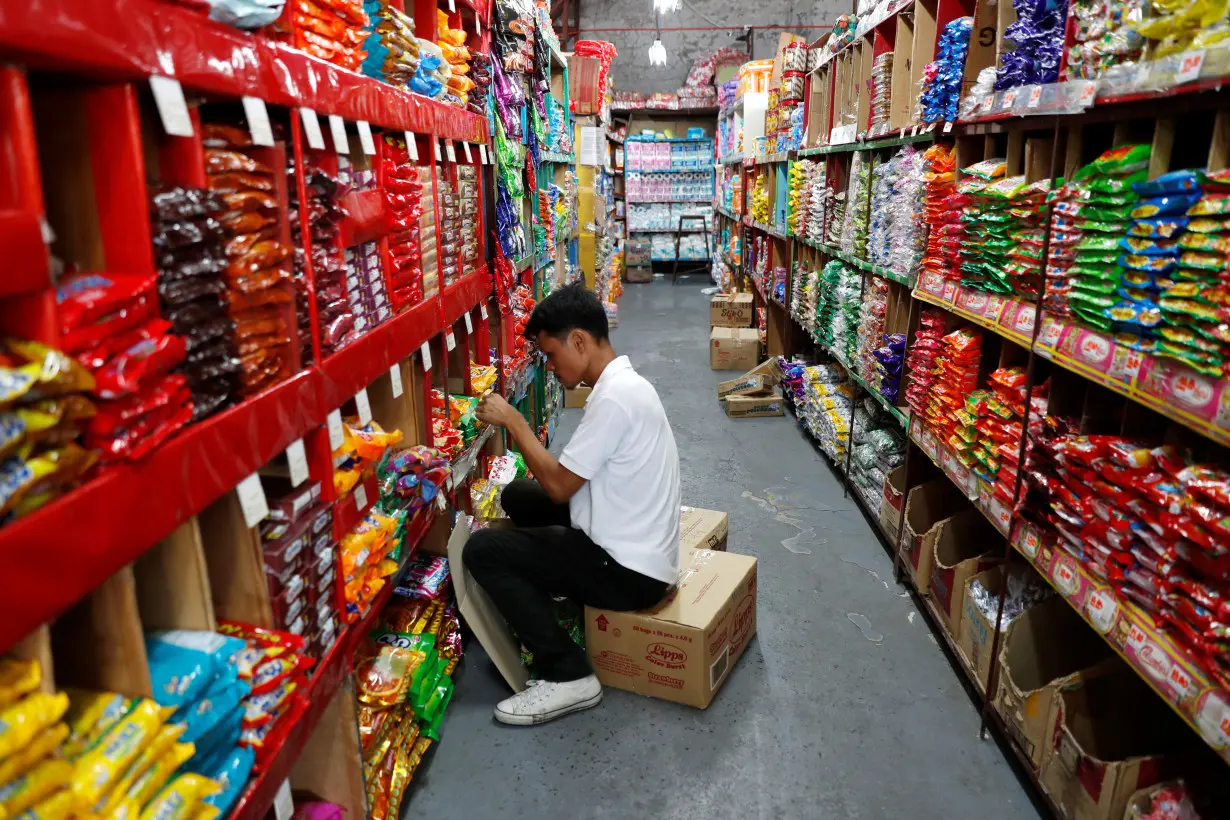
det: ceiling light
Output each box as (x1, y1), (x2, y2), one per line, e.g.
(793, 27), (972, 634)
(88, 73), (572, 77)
(648, 39), (668, 65)
(653, 0), (681, 12)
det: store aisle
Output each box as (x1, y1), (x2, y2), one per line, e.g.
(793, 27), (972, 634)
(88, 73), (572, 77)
(410, 279), (1044, 820)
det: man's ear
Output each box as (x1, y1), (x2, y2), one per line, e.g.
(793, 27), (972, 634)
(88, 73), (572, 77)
(572, 328), (587, 352)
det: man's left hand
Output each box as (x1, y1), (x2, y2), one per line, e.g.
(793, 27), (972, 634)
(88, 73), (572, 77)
(476, 392), (519, 429)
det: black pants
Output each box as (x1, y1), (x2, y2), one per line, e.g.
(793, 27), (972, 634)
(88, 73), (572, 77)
(463, 479), (670, 682)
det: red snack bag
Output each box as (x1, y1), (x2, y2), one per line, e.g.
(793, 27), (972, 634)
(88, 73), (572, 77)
(93, 333), (187, 399)
(1179, 465), (1230, 510)
(89, 373), (189, 438)
(202, 124), (253, 148)
(221, 211), (277, 234)
(57, 272), (156, 333)
(206, 148), (272, 176)
(218, 619), (308, 651)
(248, 655), (314, 697)
(222, 190), (278, 213)
(61, 295), (159, 354)
(74, 319), (173, 372)
(88, 398), (192, 461)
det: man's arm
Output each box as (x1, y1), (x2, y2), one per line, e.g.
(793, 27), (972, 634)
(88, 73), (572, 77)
(477, 394), (585, 503)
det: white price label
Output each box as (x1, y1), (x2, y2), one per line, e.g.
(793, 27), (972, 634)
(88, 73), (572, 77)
(327, 409), (345, 450)
(446, 330), (457, 351)
(236, 473), (270, 529)
(1021, 527), (1040, 559)
(1085, 589), (1118, 634)
(475, 13), (482, 35)
(355, 387), (373, 425)
(286, 438), (309, 487)
(463, 142), (473, 162)
(445, 139), (457, 162)
(910, 125), (919, 137)
(149, 76), (194, 138)
(448, 0), (455, 10)
(421, 342), (433, 371)
(390, 365), (404, 398)
(328, 114), (350, 154)
(1177, 49), (1205, 85)
(1002, 88), (1017, 108)
(356, 120), (377, 155)
(1077, 81), (1096, 107)
(943, 121), (953, 134)
(480, 144), (489, 164)
(435, 138), (442, 161)
(480, 303), (488, 320)
(405, 131), (420, 161)
(354, 483), (368, 511)
(301, 108), (326, 150)
(1027, 85), (1043, 108)
(242, 96), (274, 147)
(274, 780), (294, 820)
(464, 312), (473, 333)
(982, 93), (995, 112)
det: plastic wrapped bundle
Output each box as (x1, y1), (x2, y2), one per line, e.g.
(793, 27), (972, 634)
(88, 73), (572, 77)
(808, 164), (831, 244)
(874, 333), (907, 402)
(816, 260), (844, 348)
(857, 277), (888, 385)
(924, 327), (981, 444)
(870, 52), (893, 131)
(827, 190), (846, 246)
(290, 0), (369, 71)
(920, 143), (959, 280)
(1066, 0), (1145, 78)
(840, 152), (870, 256)
(360, 1), (420, 88)
(798, 365), (854, 461)
(904, 308), (948, 416)
(994, 0), (1067, 89)
(919, 17), (972, 123)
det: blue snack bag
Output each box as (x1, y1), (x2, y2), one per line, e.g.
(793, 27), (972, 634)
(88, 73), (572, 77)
(146, 630), (246, 710)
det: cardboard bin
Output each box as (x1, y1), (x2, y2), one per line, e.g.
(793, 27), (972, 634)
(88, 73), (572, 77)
(709, 326), (759, 372)
(928, 507), (1001, 636)
(902, 480), (970, 595)
(1040, 671), (1188, 820)
(680, 507), (728, 554)
(879, 466), (906, 544)
(586, 549), (757, 709)
(993, 597), (1118, 770)
(709, 292), (755, 328)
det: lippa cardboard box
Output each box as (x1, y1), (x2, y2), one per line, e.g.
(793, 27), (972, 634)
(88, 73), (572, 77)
(716, 358), (783, 398)
(709, 326), (759, 372)
(994, 598), (1118, 770)
(928, 507), (1002, 636)
(1039, 671), (1186, 820)
(680, 506), (728, 553)
(723, 393), (784, 418)
(709, 292), (754, 328)
(585, 549), (757, 709)
(901, 479), (970, 595)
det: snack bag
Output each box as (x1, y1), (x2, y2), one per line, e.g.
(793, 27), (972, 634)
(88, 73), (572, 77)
(70, 699), (170, 805)
(0, 722), (69, 785)
(13, 788), (77, 820)
(0, 660), (41, 710)
(137, 774), (221, 820)
(63, 692), (132, 759)
(145, 631), (246, 710)
(354, 631), (433, 707)
(0, 692), (69, 760)
(199, 747), (254, 817)
(121, 742), (195, 807)
(95, 722), (185, 814)
(0, 758), (73, 817)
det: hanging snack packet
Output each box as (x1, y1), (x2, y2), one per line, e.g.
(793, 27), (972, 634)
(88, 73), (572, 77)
(0, 692), (69, 760)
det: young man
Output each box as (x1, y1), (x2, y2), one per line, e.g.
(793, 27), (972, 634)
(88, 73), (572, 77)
(466, 282), (680, 725)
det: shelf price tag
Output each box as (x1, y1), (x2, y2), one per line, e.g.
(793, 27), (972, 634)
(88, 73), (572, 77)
(448, 0), (455, 10)
(1027, 85), (1043, 108)
(355, 387), (373, 425)
(942, 121), (953, 134)
(475, 13), (482, 35)
(445, 139), (457, 162)
(301, 108), (326, 150)
(420, 342), (433, 371)
(327, 409), (345, 450)
(354, 483), (368, 511)
(236, 473), (270, 529)
(446, 330), (456, 351)
(328, 115), (350, 153)
(356, 120), (377, 155)
(149, 76), (194, 138)
(480, 144), (489, 164)
(1002, 88), (1018, 109)
(464, 312), (473, 333)
(480, 303), (488, 320)
(285, 438), (309, 487)
(274, 781), (294, 820)
(390, 364), (404, 398)
(405, 131), (420, 162)
(463, 141), (473, 162)
(981, 93), (995, 112)
(1177, 49), (1205, 84)
(242, 96), (275, 147)
(435, 138), (443, 162)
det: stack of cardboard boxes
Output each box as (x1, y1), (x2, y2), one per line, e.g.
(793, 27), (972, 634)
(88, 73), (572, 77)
(716, 358), (784, 418)
(708, 293), (759, 372)
(898, 479), (1192, 819)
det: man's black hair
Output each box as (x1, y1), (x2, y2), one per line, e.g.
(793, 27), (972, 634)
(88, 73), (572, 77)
(523, 281), (610, 342)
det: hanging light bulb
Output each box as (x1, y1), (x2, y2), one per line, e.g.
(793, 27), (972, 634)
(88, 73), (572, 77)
(648, 39), (668, 65)
(653, 0), (681, 12)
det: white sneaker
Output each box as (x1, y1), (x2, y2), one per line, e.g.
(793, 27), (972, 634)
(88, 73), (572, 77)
(494, 675), (603, 726)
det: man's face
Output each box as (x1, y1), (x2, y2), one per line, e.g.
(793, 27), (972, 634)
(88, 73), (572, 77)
(535, 331), (588, 389)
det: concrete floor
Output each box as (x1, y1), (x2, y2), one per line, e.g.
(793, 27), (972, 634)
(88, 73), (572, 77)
(409, 277), (1046, 820)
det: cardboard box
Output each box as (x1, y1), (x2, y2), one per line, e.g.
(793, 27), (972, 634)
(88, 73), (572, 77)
(957, 565), (1036, 692)
(567, 55), (602, 114)
(768, 32), (808, 89)
(680, 507), (728, 553)
(901, 480), (969, 594)
(1039, 672), (1185, 820)
(716, 372), (772, 399)
(994, 598), (1118, 770)
(878, 466), (906, 544)
(626, 265), (652, 283)
(709, 326), (759, 371)
(564, 386), (592, 408)
(585, 549), (757, 708)
(723, 393), (783, 418)
(928, 507), (1001, 635)
(709, 292), (754, 327)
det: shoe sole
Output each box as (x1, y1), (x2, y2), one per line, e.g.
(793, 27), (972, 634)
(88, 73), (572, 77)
(494, 691), (603, 726)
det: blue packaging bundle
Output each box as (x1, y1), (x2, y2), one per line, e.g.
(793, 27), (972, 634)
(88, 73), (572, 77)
(873, 334), (907, 402)
(360, 1), (421, 89)
(410, 40), (446, 99)
(994, 0), (1068, 88)
(920, 17), (973, 123)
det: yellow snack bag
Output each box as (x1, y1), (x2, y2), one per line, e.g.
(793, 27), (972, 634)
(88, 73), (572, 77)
(122, 743), (193, 808)
(0, 723), (69, 785)
(0, 759), (73, 817)
(104, 799), (139, 820)
(69, 701), (166, 806)
(188, 806), (220, 820)
(95, 725), (183, 814)
(10, 788), (77, 820)
(63, 693), (132, 759)
(0, 661), (41, 710)
(0, 694), (69, 759)
(136, 775), (220, 820)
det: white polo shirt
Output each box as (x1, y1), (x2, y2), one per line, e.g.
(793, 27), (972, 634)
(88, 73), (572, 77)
(559, 356), (681, 583)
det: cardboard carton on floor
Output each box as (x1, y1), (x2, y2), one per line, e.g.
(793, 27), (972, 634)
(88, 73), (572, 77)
(709, 326), (759, 372)
(709, 292), (754, 328)
(928, 507), (1001, 636)
(723, 393), (784, 418)
(585, 549), (757, 708)
(901, 479), (970, 595)
(564, 386), (592, 408)
(1039, 672), (1186, 820)
(680, 506), (728, 553)
(878, 466), (906, 544)
(716, 358), (783, 399)
(993, 598), (1117, 770)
